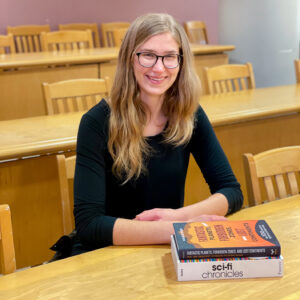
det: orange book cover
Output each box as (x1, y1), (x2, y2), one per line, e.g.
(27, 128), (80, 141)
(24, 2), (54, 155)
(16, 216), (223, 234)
(173, 220), (281, 259)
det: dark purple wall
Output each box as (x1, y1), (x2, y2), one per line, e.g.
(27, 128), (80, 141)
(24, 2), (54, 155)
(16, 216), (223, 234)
(0, 0), (219, 43)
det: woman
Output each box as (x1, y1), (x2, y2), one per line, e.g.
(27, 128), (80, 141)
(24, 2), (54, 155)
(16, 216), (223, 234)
(72, 13), (243, 255)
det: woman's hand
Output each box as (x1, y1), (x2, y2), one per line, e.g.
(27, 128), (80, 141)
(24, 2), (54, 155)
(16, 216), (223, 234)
(187, 214), (227, 222)
(134, 208), (227, 222)
(134, 208), (185, 221)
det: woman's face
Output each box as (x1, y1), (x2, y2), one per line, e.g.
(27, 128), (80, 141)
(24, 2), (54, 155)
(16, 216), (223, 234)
(133, 32), (180, 102)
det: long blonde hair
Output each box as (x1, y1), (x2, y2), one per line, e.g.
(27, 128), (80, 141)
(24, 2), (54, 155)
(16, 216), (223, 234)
(108, 13), (200, 183)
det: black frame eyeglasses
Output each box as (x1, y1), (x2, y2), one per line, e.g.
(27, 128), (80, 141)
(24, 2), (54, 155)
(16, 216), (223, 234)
(135, 52), (182, 69)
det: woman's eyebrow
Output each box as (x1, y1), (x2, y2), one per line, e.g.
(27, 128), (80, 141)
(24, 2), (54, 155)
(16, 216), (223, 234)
(138, 48), (179, 54)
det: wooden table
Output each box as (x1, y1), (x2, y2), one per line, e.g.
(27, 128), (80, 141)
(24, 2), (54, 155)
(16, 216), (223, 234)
(0, 112), (82, 160)
(1, 84), (299, 161)
(185, 84), (300, 207)
(0, 195), (299, 299)
(0, 44), (234, 120)
(0, 48), (117, 121)
(0, 84), (300, 269)
(0, 113), (83, 268)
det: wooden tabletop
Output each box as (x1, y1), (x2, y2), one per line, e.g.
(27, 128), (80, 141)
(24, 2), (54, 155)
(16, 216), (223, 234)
(0, 112), (83, 160)
(0, 45), (234, 69)
(190, 43), (235, 55)
(200, 84), (300, 126)
(0, 48), (119, 69)
(0, 84), (299, 161)
(0, 195), (299, 299)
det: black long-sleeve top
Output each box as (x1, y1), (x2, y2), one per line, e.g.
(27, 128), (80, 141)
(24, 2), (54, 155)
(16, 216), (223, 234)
(73, 100), (243, 252)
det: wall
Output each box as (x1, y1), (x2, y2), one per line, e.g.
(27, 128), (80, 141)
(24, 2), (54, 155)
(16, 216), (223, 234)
(219, 0), (300, 87)
(0, 0), (219, 43)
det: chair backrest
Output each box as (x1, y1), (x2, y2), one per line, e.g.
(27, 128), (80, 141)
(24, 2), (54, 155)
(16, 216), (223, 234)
(112, 28), (128, 47)
(0, 34), (16, 54)
(7, 24), (50, 53)
(0, 204), (16, 275)
(58, 23), (100, 48)
(184, 21), (209, 44)
(243, 146), (300, 206)
(56, 155), (76, 233)
(41, 30), (94, 52)
(294, 59), (300, 84)
(101, 22), (130, 47)
(42, 77), (110, 115)
(205, 63), (256, 95)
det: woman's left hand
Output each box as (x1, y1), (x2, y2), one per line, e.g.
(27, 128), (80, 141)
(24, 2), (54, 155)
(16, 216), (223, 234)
(134, 208), (184, 221)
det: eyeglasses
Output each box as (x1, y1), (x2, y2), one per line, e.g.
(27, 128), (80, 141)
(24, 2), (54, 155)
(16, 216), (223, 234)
(135, 52), (182, 69)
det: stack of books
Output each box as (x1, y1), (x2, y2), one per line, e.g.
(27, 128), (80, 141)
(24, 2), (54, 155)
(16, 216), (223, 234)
(171, 220), (283, 281)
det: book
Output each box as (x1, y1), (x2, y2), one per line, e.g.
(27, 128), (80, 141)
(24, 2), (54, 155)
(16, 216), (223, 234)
(171, 235), (284, 281)
(173, 220), (280, 259)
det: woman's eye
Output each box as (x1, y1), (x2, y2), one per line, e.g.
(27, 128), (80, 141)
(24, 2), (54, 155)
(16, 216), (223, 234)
(165, 55), (177, 60)
(143, 53), (155, 58)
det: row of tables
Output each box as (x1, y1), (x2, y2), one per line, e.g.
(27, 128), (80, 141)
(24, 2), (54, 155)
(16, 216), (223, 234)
(0, 43), (234, 268)
(0, 44), (234, 120)
(0, 45), (300, 272)
(0, 84), (300, 269)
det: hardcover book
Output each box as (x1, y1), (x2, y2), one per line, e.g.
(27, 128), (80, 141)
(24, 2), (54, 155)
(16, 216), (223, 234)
(171, 235), (284, 281)
(173, 220), (281, 259)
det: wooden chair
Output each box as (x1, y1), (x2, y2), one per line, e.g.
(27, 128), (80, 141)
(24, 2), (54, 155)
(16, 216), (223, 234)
(7, 25), (50, 53)
(42, 77), (110, 115)
(0, 204), (16, 275)
(205, 63), (256, 95)
(58, 23), (100, 47)
(243, 146), (300, 206)
(294, 60), (300, 84)
(112, 28), (128, 47)
(0, 34), (16, 54)
(101, 22), (130, 47)
(184, 21), (209, 44)
(41, 30), (93, 52)
(56, 155), (76, 233)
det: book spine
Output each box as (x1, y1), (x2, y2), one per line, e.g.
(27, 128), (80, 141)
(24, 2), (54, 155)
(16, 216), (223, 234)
(178, 245), (280, 260)
(171, 237), (283, 281)
(174, 256), (284, 281)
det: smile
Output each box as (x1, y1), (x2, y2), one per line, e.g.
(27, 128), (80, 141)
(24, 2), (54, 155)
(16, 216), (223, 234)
(146, 75), (166, 84)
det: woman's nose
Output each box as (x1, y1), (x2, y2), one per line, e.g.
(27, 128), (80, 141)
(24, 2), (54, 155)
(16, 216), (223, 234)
(152, 57), (165, 71)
